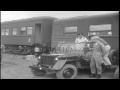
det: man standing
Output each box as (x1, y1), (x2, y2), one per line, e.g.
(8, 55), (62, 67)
(75, 33), (88, 50)
(75, 33), (88, 44)
(91, 35), (111, 66)
(89, 39), (104, 79)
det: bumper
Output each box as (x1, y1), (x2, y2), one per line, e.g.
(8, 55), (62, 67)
(29, 65), (40, 70)
(29, 65), (54, 71)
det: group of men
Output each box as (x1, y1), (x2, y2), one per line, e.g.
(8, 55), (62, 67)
(75, 33), (111, 79)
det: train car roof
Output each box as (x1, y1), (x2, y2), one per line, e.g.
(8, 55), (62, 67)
(1, 16), (57, 25)
(54, 12), (119, 22)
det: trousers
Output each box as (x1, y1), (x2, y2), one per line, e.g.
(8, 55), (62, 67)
(103, 45), (111, 65)
(90, 51), (103, 75)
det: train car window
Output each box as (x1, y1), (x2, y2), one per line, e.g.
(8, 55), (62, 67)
(13, 28), (17, 35)
(64, 27), (77, 33)
(27, 27), (33, 35)
(89, 24), (112, 36)
(5, 29), (10, 35)
(89, 24), (112, 31)
(88, 31), (112, 36)
(21, 27), (26, 35)
(1, 29), (5, 35)
(21, 27), (26, 31)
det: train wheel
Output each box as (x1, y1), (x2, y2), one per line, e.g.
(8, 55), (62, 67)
(109, 50), (119, 65)
(31, 43), (43, 56)
(21, 46), (31, 55)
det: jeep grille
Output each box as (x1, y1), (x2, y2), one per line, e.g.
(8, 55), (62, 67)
(41, 56), (56, 66)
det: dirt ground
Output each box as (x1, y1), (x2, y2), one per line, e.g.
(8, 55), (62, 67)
(1, 53), (116, 79)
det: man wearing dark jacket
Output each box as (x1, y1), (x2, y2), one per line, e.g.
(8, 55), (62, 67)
(91, 35), (111, 66)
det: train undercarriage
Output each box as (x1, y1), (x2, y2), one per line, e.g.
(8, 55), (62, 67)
(2, 45), (32, 55)
(2, 43), (51, 55)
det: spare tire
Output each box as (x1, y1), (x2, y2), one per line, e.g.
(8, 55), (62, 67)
(109, 50), (119, 65)
(31, 43), (43, 56)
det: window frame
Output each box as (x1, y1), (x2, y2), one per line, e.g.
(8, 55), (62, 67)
(64, 26), (78, 33)
(13, 28), (18, 35)
(27, 27), (33, 35)
(5, 29), (10, 35)
(89, 24), (112, 32)
(1, 29), (5, 35)
(21, 27), (27, 31)
(88, 31), (113, 36)
(21, 27), (27, 35)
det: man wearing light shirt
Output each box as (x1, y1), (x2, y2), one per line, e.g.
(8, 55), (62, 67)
(75, 33), (88, 44)
(75, 33), (88, 51)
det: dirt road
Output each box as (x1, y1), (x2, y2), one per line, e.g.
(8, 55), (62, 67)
(1, 54), (116, 79)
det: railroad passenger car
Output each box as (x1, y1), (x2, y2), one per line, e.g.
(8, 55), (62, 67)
(51, 12), (119, 64)
(1, 16), (56, 54)
(1, 13), (119, 63)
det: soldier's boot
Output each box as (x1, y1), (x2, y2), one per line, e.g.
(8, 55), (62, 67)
(95, 74), (101, 79)
(89, 74), (96, 78)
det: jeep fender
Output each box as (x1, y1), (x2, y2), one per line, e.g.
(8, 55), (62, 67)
(52, 60), (67, 70)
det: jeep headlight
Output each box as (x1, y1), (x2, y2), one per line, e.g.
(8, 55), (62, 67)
(38, 56), (41, 59)
(55, 57), (59, 61)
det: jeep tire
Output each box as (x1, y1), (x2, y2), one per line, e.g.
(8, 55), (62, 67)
(109, 49), (119, 65)
(114, 67), (119, 79)
(56, 64), (77, 79)
(31, 68), (46, 76)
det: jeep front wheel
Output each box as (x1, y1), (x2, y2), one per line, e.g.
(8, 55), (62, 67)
(114, 67), (119, 79)
(31, 68), (46, 76)
(56, 64), (77, 79)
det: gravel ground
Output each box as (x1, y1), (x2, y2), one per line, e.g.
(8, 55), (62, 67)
(1, 53), (116, 79)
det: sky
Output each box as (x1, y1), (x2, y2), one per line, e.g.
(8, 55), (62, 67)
(1, 11), (119, 22)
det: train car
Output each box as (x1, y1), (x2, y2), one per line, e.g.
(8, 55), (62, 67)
(51, 12), (119, 64)
(1, 16), (56, 55)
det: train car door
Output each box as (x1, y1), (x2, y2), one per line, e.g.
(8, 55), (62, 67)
(35, 24), (42, 44)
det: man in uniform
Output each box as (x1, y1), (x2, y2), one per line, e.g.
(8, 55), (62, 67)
(91, 35), (111, 66)
(89, 39), (105, 79)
